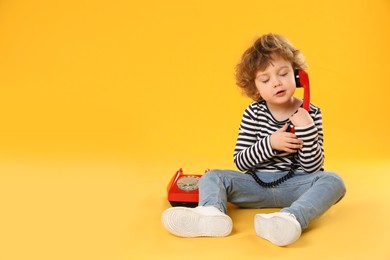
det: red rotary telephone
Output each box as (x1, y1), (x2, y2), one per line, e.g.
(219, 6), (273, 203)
(166, 69), (311, 207)
(167, 168), (206, 207)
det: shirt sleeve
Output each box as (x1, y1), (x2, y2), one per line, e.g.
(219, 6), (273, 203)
(233, 106), (276, 172)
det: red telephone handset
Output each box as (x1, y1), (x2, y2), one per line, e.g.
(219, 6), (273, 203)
(295, 69), (310, 111)
(289, 69), (311, 133)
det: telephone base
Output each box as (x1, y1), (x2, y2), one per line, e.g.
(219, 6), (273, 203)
(169, 201), (198, 208)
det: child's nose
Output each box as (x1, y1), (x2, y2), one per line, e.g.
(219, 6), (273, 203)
(273, 78), (282, 88)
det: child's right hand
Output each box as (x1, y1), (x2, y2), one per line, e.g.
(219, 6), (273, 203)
(270, 124), (303, 153)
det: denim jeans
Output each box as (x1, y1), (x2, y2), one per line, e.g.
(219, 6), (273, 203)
(198, 169), (346, 230)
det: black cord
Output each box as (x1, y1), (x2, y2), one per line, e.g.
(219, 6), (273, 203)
(246, 165), (297, 188)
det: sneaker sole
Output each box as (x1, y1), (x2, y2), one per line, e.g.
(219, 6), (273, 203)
(162, 207), (232, 237)
(254, 213), (301, 246)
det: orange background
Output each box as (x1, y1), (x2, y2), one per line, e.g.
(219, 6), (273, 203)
(0, 0), (389, 259)
(0, 0), (389, 166)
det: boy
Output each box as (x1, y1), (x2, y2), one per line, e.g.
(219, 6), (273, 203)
(161, 33), (346, 246)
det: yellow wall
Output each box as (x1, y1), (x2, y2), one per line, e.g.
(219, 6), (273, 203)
(0, 0), (389, 168)
(0, 2), (390, 260)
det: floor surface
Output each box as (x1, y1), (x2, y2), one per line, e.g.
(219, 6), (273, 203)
(0, 158), (389, 260)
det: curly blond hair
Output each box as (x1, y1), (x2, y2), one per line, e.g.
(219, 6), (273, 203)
(235, 33), (307, 101)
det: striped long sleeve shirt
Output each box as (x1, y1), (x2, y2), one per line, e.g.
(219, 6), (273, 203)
(233, 100), (324, 173)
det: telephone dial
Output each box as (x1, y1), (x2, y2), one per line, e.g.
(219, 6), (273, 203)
(166, 69), (311, 205)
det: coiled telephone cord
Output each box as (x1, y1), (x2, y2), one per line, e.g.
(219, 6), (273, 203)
(246, 165), (297, 188)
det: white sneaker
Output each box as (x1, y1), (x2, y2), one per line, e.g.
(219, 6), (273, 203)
(161, 206), (233, 237)
(254, 212), (302, 246)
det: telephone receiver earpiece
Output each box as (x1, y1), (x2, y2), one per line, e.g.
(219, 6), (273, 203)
(288, 69), (311, 133)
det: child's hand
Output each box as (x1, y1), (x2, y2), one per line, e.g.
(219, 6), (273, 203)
(289, 108), (314, 127)
(270, 124), (303, 153)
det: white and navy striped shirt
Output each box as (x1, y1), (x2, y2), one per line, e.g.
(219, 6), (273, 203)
(233, 100), (324, 173)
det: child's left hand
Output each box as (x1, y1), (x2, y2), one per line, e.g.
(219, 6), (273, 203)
(290, 108), (314, 127)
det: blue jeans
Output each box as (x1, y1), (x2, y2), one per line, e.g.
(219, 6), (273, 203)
(198, 169), (346, 230)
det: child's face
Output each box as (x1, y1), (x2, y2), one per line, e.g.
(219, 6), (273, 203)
(254, 55), (296, 107)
